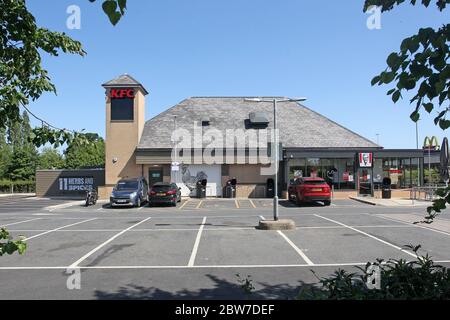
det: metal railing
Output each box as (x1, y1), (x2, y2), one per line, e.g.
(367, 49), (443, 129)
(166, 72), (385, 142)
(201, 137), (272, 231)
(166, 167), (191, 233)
(410, 184), (446, 201)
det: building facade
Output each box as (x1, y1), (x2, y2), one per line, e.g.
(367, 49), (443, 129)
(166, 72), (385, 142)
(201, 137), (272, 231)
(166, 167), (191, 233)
(98, 74), (424, 199)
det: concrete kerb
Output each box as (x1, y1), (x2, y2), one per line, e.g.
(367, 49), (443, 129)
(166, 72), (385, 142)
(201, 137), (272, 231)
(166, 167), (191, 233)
(349, 196), (431, 207)
(349, 196), (377, 206)
(0, 193), (35, 198)
(257, 219), (296, 230)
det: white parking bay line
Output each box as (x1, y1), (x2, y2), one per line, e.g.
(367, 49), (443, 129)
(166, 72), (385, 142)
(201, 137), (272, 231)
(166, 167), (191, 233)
(314, 214), (417, 258)
(277, 231), (314, 266)
(24, 218), (97, 241)
(0, 218), (41, 227)
(68, 217), (152, 268)
(188, 217), (207, 267)
(370, 213), (450, 237)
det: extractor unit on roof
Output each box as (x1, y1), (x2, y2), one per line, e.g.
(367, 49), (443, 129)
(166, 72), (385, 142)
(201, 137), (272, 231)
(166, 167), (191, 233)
(249, 112), (269, 126)
(201, 116), (210, 126)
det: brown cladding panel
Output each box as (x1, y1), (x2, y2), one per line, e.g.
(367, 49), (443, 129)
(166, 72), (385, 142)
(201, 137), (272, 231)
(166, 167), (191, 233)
(36, 169), (105, 198)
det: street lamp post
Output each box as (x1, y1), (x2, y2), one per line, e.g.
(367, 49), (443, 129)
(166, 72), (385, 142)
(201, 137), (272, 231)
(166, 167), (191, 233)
(245, 97), (307, 221)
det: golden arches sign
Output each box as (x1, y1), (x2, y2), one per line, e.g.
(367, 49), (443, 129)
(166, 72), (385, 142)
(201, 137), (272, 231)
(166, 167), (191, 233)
(423, 136), (440, 150)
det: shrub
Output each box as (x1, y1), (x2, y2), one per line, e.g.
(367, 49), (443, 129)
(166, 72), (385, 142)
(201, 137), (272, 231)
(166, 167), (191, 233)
(0, 228), (27, 256)
(0, 180), (35, 193)
(297, 245), (450, 300)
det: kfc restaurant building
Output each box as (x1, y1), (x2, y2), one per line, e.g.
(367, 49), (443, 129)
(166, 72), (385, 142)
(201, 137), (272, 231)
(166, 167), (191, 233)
(97, 74), (424, 199)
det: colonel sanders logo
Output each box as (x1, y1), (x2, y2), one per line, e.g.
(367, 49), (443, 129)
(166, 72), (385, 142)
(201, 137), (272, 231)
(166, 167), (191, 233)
(359, 153), (373, 168)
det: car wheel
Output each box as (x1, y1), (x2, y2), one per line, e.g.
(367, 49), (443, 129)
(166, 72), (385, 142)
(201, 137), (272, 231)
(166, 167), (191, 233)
(136, 197), (141, 208)
(295, 196), (302, 206)
(323, 200), (331, 206)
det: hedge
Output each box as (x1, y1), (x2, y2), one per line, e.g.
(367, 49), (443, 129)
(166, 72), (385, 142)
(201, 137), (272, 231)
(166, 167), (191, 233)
(0, 180), (35, 193)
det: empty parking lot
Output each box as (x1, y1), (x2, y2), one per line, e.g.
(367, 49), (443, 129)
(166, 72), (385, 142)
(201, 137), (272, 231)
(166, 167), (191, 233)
(0, 196), (449, 299)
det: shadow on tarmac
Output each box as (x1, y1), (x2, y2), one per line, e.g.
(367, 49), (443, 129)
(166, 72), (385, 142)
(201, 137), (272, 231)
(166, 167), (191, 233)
(94, 274), (311, 300)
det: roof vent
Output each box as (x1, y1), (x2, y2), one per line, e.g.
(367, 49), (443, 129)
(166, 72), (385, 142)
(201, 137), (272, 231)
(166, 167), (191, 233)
(201, 116), (210, 126)
(249, 112), (269, 125)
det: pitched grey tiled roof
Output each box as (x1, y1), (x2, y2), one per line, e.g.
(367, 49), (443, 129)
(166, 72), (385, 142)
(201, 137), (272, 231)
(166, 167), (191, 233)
(138, 97), (380, 149)
(102, 74), (148, 95)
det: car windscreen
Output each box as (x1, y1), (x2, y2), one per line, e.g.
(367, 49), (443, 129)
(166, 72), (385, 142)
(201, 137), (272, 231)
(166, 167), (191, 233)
(152, 185), (171, 192)
(116, 181), (138, 190)
(303, 180), (326, 185)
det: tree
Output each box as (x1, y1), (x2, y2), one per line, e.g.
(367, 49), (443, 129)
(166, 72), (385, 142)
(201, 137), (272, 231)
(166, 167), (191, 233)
(366, 0), (449, 125)
(0, 0), (126, 258)
(0, 128), (12, 179)
(364, 0), (449, 222)
(1, 0), (127, 149)
(64, 133), (105, 169)
(6, 112), (37, 181)
(37, 148), (65, 170)
(90, 0), (128, 25)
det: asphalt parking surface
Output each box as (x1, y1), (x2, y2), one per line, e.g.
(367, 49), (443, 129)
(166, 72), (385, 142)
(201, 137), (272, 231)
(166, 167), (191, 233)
(0, 196), (449, 299)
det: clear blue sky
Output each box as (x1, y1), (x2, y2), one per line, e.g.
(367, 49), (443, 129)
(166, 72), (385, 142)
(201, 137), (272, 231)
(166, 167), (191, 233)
(26, 0), (449, 149)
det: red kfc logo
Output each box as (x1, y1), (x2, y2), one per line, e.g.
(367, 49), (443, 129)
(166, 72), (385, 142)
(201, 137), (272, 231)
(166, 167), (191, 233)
(359, 153), (373, 168)
(110, 89), (135, 99)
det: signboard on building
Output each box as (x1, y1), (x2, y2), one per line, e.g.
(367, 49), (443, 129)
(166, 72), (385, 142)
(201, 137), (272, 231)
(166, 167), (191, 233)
(109, 89), (135, 99)
(58, 177), (94, 192)
(171, 162), (180, 172)
(343, 171), (349, 181)
(358, 153), (373, 168)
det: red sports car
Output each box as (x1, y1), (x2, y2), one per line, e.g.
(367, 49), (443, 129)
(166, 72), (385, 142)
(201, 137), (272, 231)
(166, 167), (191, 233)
(288, 177), (331, 206)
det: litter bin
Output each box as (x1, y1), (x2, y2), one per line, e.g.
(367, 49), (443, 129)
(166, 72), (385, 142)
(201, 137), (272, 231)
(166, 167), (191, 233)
(196, 179), (207, 198)
(229, 178), (237, 198)
(223, 180), (236, 198)
(381, 177), (391, 199)
(266, 178), (274, 198)
(224, 180), (233, 198)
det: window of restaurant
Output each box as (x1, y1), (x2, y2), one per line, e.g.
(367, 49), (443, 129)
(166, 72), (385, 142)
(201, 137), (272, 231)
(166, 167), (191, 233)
(382, 157), (420, 188)
(288, 158), (356, 190)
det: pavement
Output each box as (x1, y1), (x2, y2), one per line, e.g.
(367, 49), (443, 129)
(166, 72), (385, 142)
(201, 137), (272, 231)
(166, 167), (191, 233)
(349, 196), (432, 207)
(0, 195), (449, 299)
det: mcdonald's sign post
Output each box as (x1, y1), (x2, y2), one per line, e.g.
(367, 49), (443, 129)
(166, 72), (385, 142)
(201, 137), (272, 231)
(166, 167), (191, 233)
(423, 136), (440, 151)
(423, 136), (440, 185)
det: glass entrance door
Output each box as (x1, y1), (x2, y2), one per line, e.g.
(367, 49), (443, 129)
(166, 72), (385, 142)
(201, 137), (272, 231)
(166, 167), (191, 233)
(148, 168), (163, 187)
(358, 168), (373, 196)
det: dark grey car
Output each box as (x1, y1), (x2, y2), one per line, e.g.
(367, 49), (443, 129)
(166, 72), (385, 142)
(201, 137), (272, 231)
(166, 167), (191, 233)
(110, 177), (148, 208)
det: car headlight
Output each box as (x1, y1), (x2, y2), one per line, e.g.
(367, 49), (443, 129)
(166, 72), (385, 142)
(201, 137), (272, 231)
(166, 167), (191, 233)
(130, 192), (137, 199)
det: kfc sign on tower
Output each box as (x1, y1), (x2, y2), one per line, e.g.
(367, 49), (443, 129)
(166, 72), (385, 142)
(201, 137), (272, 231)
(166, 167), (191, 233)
(110, 89), (135, 99)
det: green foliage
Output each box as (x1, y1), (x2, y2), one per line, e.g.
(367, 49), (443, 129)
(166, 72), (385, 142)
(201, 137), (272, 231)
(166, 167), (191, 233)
(1, 0), (122, 148)
(423, 185), (450, 222)
(0, 0), (85, 127)
(364, 0), (450, 12)
(37, 147), (65, 170)
(0, 180), (35, 193)
(89, 0), (127, 25)
(64, 133), (105, 169)
(298, 245), (450, 299)
(423, 167), (441, 184)
(8, 148), (37, 181)
(0, 228), (27, 257)
(364, 0), (449, 223)
(365, 1), (449, 126)
(3, 112), (38, 181)
(235, 273), (255, 297)
(0, 128), (12, 178)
